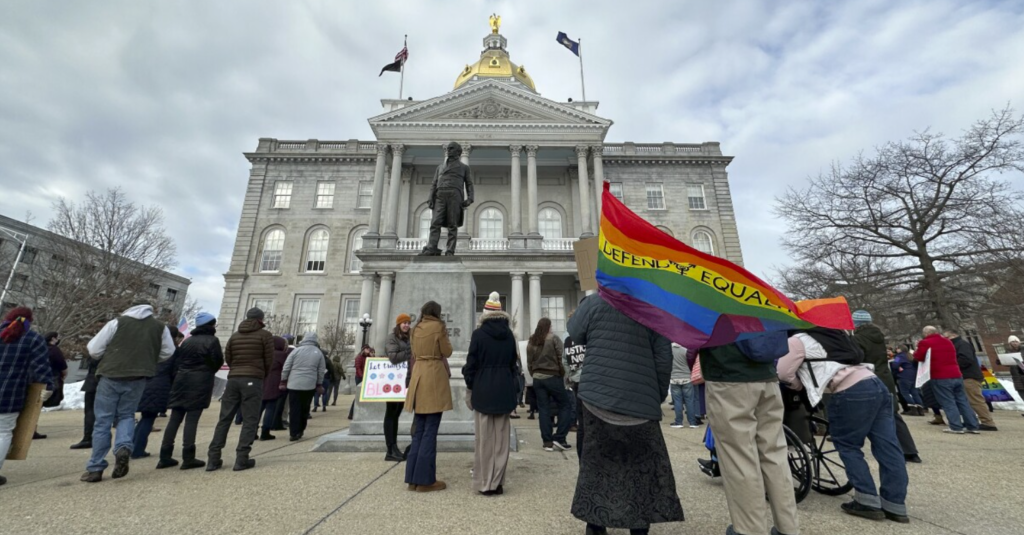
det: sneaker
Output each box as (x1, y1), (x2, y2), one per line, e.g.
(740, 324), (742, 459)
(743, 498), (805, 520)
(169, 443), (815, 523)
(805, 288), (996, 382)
(841, 500), (885, 520)
(689, 424), (699, 428)
(111, 448), (131, 479)
(942, 428), (965, 434)
(80, 471), (103, 483)
(884, 510), (910, 523)
(543, 442), (555, 452)
(698, 458), (721, 478)
(978, 424), (998, 431)
(554, 441), (572, 451)
(670, 423), (685, 428)
(966, 429), (981, 435)
(232, 459), (256, 471)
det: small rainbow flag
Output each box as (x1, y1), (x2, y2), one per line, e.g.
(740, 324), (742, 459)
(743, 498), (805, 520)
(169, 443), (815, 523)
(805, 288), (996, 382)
(981, 367), (1014, 402)
(596, 182), (853, 348)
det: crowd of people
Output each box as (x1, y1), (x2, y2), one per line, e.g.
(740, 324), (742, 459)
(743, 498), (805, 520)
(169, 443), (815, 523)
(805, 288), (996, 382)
(2, 295), (1023, 535)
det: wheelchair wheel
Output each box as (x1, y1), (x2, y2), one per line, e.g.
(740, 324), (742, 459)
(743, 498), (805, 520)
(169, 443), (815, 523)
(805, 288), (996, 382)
(783, 425), (812, 503)
(809, 417), (854, 496)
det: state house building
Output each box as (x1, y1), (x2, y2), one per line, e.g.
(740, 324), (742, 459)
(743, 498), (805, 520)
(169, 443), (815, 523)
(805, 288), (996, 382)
(219, 25), (744, 355)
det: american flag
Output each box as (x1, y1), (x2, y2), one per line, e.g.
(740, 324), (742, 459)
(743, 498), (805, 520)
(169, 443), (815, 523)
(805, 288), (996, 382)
(395, 46), (408, 64)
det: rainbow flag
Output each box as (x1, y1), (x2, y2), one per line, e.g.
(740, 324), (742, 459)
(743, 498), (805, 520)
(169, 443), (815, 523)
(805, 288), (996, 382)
(981, 367), (1014, 402)
(596, 182), (853, 348)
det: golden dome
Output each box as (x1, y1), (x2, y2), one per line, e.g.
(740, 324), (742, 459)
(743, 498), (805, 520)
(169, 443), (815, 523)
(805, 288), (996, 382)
(454, 20), (537, 92)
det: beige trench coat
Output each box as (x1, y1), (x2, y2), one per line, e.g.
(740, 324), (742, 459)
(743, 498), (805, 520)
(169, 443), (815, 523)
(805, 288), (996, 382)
(404, 315), (454, 414)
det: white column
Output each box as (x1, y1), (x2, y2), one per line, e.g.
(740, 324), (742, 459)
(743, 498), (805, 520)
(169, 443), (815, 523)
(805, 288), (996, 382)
(576, 145), (593, 237)
(526, 145), (539, 235)
(529, 272), (543, 333)
(511, 272), (525, 339)
(509, 145), (523, 235)
(374, 272), (395, 350)
(592, 145), (605, 228)
(367, 144), (389, 236)
(460, 143), (471, 165)
(398, 170), (412, 238)
(358, 274), (375, 317)
(383, 144), (404, 235)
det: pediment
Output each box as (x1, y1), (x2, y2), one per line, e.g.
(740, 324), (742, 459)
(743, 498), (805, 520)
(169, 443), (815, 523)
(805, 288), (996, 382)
(369, 80), (611, 128)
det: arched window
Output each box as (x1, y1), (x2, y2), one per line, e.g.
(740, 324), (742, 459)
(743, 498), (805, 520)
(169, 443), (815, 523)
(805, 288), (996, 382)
(259, 229), (285, 273)
(478, 207), (504, 239)
(692, 230), (715, 255)
(305, 229), (329, 272)
(656, 225), (674, 238)
(538, 208), (562, 240)
(348, 228), (368, 273)
(419, 210), (432, 240)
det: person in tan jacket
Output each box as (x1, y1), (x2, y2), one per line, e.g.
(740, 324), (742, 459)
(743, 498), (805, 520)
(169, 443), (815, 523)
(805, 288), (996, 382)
(404, 301), (453, 492)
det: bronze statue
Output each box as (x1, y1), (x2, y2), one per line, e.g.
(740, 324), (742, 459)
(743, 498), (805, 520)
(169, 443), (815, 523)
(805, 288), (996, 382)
(419, 142), (474, 256)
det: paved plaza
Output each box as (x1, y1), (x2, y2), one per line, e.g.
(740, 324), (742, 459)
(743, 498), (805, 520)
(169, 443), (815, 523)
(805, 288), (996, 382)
(1, 397), (1020, 535)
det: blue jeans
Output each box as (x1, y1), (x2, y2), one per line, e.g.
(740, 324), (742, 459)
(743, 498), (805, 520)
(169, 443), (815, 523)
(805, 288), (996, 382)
(131, 411), (157, 458)
(533, 376), (572, 443)
(930, 378), (979, 431)
(827, 376), (908, 516)
(896, 377), (923, 406)
(315, 378), (332, 408)
(670, 383), (699, 425)
(405, 412), (442, 486)
(88, 377), (146, 472)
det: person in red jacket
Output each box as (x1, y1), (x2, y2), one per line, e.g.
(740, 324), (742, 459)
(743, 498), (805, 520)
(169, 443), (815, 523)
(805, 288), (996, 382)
(913, 326), (979, 434)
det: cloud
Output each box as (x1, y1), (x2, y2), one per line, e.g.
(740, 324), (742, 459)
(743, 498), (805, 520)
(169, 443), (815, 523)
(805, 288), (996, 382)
(1, 0), (1023, 316)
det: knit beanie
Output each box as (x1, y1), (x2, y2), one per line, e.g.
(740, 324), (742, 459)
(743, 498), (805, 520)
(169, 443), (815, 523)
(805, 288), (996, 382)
(195, 312), (216, 327)
(396, 313), (412, 326)
(1009, 335), (1020, 344)
(851, 310), (872, 326)
(483, 291), (502, 311)
(246, 307), (265, 321)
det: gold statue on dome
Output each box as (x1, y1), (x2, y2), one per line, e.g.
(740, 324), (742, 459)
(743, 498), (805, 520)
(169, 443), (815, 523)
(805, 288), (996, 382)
(489, 14), (501, 34)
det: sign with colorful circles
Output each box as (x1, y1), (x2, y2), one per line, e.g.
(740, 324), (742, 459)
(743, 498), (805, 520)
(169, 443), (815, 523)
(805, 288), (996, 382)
(358, 358), (409, 402)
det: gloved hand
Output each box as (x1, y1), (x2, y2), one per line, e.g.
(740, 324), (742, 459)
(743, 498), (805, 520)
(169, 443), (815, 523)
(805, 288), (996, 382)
(40, 389), (53, 402)
(461, 200), (472, 208)
(279, 381), (287, 391)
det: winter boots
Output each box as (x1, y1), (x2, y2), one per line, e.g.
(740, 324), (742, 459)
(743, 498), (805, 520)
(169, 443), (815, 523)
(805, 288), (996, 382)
(233, 458), (256, 471)
(180, 446), (206, 470)
(259, 429), (276, 441)
(206, 454), (223, 472)
(156, 445), (179, 469)
(929, 413), (946, 426)
(385, 445), (404, 462)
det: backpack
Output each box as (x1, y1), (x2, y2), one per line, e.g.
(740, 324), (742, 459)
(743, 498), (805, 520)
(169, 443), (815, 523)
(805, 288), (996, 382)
(736, 331), (790, 363)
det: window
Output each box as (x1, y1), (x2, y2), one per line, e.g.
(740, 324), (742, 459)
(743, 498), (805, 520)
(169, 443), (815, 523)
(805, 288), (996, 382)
(305, 229), (329, 272)
(251, 298), (275, 317)
(964, 328), (984, 352)
(983, 316), (997, 333)
(348, 228), (367, 273)
(148, 283), (161, 297)
(165, 288), (178, 302)
(259, 229), (286, 273)
(295, 298), (321, 336)
(478, 208), (504, 239)
(419, 210), (432, 239)
(538, 208), (563, 240)
(20, 247), (37, 265)
(656, 225), (674, 238)
(357, 182), (373, 209)
(692, 230), (715, 255)
(11, 274), (27, 292)
(541, 296), (567, 334)
(609, 182), (624, 200)
(342, 298), (362, 349)
(315, 182), (336, 209)
(645, 183), (665, 210)
(272, 182), (293, 208)
(688, 184), (707, 210)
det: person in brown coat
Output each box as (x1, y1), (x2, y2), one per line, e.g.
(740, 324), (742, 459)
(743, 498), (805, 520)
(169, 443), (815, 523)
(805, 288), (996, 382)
(404, 301), (453, 492)
(206, 307), (274, 472)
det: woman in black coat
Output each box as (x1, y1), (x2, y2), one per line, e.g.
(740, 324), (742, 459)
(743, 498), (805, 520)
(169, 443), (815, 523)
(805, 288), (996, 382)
(462, 294), (519, 495)
(131, 326), (183, 458)
(158, 314), (224, 470)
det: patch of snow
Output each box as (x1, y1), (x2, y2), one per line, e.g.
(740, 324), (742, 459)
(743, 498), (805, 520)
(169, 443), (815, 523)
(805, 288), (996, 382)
(42, 381), (86, 411)
(993, 378), (1024, 412)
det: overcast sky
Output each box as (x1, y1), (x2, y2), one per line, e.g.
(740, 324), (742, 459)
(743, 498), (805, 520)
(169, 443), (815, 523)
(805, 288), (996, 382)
(3, 0), (1023, 317)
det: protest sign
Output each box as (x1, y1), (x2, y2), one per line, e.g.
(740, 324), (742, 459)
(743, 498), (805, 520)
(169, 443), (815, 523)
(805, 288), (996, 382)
(359, 357), (408, 402)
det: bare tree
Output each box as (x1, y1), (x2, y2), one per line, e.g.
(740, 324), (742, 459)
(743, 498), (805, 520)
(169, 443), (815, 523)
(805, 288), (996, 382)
(155, 295), (203, 329)
(319, 320), (354, 380)
(776, 107), (1024, 329)
(3, 188), (177, 354)
(261, 314), (292, 337)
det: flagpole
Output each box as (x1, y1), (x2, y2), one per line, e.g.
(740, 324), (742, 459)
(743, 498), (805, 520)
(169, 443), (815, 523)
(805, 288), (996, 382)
(578, 38), (587, 102)
(399, 35), (407, 100)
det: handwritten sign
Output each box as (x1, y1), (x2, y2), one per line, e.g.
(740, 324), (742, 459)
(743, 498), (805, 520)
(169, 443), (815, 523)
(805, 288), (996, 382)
(359, 358), (408, 403)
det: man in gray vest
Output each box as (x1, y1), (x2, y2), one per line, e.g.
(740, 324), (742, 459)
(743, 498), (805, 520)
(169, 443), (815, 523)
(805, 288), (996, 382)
(81, 298), (175, 483)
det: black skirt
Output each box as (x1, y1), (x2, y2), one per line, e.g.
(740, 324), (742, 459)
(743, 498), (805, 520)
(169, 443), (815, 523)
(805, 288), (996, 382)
(571, 404), (685, 529)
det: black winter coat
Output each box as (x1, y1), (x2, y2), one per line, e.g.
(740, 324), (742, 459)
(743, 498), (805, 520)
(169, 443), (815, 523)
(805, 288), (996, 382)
(80, 357), (99, 393)
(567, 294), (673, 421)
(463, 312), (519, 415)
(853, 324), (897, 395)
(167, 325), (224, 411)
(952, 337), (983, 381)
(263, 336), (289, 401)
(138, 351), (177, 413)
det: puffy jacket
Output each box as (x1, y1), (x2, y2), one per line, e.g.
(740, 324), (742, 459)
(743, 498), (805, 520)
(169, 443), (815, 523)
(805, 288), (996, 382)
(951, 336), (983, 381)
(1010, 365), (1024, 397)
(914, 333), (962, 380)
(853, 323), (896, 395)
(263, 336), (290, 400)
(892, 352), (917, 384)
(463, 311), (518, 415)
(224, 319), (274, 379)
(137, 351), (177, 414)
(527, 333), (564, 377)
(567, 294), (672, 421)
(168, 324), (224, 411)
(282, 334), (327, 391)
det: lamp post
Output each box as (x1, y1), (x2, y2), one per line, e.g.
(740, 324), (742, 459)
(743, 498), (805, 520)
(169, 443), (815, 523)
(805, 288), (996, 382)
(359, 313), (373, 349)
(0, 225), (29, 308)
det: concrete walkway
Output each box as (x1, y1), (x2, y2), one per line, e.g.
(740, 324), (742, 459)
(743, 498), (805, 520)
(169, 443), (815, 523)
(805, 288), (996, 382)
(1, 396), (1020, 535)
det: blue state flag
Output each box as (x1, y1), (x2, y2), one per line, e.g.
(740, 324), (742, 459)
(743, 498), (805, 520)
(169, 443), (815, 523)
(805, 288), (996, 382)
(556, 31), (580, 56)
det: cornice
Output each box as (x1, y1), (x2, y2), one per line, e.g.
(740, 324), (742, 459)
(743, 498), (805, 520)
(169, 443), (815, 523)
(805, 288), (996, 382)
(244, 154), (377, 164)
(602, 156), (734, 166)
